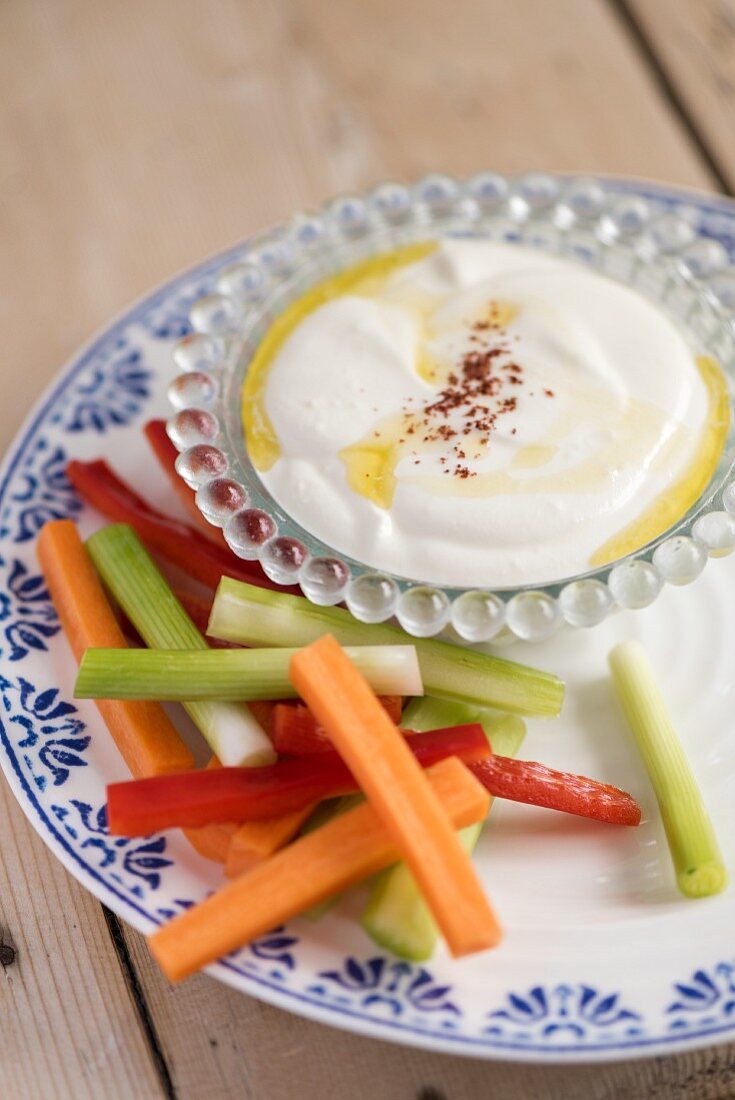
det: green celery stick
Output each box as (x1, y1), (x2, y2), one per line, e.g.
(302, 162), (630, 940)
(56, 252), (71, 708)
(75, 644), (422, 701)
(208, 577), (564, 719)
(402, 696), (526, 754)
(360, 695), (526, 960)
(362, 823), (483, 961)
(609, 641), (727, 899)
(85, 524), (274, 767)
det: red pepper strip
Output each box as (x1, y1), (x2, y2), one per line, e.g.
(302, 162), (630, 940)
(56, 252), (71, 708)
(106, 724), (490, 835)
(143, 419), (227, 543)
(271, 696), (404, 754)
(468, 757), (641, 827)
(268, 715), (641, 827)
(66, 459), (298, 594)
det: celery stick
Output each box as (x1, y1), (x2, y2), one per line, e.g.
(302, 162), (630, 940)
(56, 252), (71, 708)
(360, 696), (526, 960)
(209, 578), (564, 718)
(402, 696), (526, 756)
(85, 524), (274, 767)
(75, 644), (422, 701)
(609, 641), (727, 899)
(362, 824), (483, 961)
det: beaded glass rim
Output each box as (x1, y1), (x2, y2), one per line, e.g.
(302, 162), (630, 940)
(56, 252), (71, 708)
(166, 172), (735, 642)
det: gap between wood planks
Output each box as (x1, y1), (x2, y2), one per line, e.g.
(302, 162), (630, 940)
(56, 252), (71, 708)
(91, 4), (734, 1094)
(103, 908), (176, 1100)
(610, 0), (732, 193)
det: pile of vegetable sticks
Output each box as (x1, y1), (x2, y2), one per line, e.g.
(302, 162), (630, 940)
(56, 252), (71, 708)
(32, 419), (727, 983)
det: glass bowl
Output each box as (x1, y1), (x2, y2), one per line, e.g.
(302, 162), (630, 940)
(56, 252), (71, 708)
(166, 172), (735, 642)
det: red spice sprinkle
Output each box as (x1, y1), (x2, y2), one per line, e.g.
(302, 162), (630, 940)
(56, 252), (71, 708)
(393, 302), (554, 478)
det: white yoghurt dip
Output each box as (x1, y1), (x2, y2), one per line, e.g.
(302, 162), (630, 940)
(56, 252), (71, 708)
(243, 239), (724, 588)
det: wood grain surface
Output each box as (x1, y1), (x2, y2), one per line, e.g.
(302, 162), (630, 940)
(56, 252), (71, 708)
(627, 0), (735, 190)
(2, 1), (734, 1096)
(0, 782), (161, 1098)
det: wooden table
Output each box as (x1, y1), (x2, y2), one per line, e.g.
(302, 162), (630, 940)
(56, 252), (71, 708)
(3, 2), (735, 1096)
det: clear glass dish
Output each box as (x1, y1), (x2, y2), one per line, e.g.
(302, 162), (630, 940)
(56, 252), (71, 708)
(166, 172), (735, 642)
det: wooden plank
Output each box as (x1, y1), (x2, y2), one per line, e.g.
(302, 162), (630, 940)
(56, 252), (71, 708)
(295, 0), (717, 185)
(0, 781), (164, 1100)
(122, 922), (735, 1100)
(625, 0), (735, 192)
(0, 0), (716, 456)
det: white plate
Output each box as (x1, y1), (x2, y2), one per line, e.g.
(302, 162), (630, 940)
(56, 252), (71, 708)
(1, 177), (734, 1064)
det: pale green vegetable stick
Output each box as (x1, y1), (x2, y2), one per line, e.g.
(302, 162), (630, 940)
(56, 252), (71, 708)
(86, 524), (274, 767)
(208, 577), (565, 718)
(360, 696), (526, 960)
(609, 640), (727, 899)
(75, 644), (423, 701)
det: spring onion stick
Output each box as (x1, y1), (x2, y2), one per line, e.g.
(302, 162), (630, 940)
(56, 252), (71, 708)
(75, 644), (423, 701)
(86, 524), (274, 767)
(208, 578), (564, 718)
(609, 641), (727, 899)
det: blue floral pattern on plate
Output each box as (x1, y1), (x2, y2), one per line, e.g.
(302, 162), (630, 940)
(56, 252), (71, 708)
(1, 178), (735, 1062)
(484, 984), (642, 1044)
(50, 799), (174, 897)
(1, 675), (88, 791)
(310, 957), (461, 1025)
(667, 963), (735, 1031)
(1, 560), (60, 662)
(63, 342), (152, 435)
(0, 440), (81, 544)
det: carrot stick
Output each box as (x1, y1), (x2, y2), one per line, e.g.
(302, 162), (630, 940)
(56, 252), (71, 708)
(37, 520), (193, 779)
(227, 695), (402, 875)
(224, 805), (315, 877)
(143, 419), (227, 543)
(149, 757), (489, 981)
(184, 821), (238, 863)
(289, 635), (500, 957)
